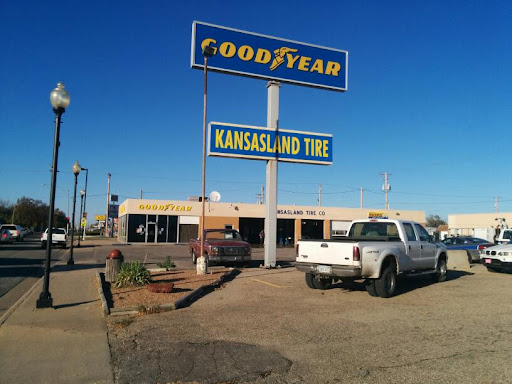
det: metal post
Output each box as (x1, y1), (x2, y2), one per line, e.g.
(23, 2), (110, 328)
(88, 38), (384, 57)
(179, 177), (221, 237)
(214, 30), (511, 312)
(264, 81), (280, 268)
(105, 173), (111, 237)
(82, 168), (88, 241)
(37, 108), (64, 308)
(197, 55), (209, 275)
(360, 187), (364, 209)
(67, 173), (79, 265)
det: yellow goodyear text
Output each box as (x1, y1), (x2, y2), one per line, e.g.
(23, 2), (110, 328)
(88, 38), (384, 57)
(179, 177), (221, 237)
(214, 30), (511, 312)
(201, 38), (341, 77)
(138, 204), (192, 212)
(214, 129), (330, 158)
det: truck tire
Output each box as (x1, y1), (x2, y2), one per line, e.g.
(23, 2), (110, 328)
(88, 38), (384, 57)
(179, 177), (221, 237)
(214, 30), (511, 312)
(365, 279), (378, 297)
(305, 273), (316, 289)
(432, 258), (447, 282)
(41, 241), (46, 249)
(191, 250), (197, 264)
(313, 277), (332, 290)
(375, 265), (396, 298)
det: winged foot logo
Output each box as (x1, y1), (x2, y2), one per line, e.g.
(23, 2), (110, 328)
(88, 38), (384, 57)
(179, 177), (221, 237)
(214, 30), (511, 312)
(200, 38), (341, 77)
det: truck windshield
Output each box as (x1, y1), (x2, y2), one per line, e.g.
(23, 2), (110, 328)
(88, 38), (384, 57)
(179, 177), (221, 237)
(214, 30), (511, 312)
(348, 222), (400, 239)
(207, 230), (241, 240)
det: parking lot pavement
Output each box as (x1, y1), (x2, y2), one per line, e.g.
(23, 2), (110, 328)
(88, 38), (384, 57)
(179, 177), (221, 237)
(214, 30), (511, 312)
(107, 263), (512, 384)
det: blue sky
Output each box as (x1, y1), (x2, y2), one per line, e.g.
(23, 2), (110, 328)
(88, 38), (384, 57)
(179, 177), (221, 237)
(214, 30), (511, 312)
(1, 0), (511, 222)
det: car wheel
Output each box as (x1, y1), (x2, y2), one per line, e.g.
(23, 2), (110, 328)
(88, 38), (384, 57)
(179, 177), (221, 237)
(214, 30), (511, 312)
(365, 279), (378, 297)
(313, 276), (332, 290)
(191, 250), (197, 264)
(305, 273), (317, 289)
(432, 258), (447, 282)
(375, 265), (397, 298)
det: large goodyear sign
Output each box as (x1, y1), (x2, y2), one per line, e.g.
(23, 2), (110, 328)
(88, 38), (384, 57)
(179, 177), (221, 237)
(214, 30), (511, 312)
(191, 21), (348, 92)
(208, 122), (333, 165)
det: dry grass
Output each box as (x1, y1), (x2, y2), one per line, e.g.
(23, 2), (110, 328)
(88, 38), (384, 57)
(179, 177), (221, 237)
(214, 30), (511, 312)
(110, 268), (230, 309)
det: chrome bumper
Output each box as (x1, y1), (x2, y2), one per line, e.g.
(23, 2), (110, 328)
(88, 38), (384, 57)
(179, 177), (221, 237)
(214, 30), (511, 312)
(295, 262), (362, 277)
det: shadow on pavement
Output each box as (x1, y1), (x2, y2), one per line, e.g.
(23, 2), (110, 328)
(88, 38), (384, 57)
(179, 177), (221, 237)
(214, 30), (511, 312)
(52, 263), (106, 273)
(53, 299), (99, 310)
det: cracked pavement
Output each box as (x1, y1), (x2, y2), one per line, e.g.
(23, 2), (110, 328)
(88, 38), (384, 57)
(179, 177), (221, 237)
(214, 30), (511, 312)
(107, 264), (512, 383)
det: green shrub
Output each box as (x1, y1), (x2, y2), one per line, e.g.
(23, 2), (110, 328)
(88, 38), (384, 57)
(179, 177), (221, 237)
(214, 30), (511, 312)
(157, 256), (176, 270)
(115, 261), (151, 288)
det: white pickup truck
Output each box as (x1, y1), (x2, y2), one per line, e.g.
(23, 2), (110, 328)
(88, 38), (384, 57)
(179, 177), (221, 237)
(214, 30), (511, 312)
(41, 228), (68, 249)
(296, 219), (448, 298)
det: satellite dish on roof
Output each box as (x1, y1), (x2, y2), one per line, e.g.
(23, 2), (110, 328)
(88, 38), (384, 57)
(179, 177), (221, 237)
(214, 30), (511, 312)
(209, 191), (221, 202)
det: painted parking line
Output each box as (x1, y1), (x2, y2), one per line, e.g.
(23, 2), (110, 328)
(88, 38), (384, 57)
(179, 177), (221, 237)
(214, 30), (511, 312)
(250, 278), (292, 288)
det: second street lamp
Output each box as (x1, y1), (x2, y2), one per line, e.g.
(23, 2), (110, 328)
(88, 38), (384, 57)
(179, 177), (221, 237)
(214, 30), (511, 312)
(67, 160), (82, 265)
(37, 82), (70, 309)
(77, 189), (85, 247)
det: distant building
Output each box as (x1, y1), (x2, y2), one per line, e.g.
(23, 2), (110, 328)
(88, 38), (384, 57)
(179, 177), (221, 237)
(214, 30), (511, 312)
(117, 198), (425, 245)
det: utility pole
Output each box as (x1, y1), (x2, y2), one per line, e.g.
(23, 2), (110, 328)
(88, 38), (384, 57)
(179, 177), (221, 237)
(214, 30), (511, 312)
(256, 185), (265, 204)
(360, 187), (364, 209)
(140, 189), (143, 199)
(495, 196), (499, 213)
(381, 172), (392, 210)
(105, 173), (111, 237)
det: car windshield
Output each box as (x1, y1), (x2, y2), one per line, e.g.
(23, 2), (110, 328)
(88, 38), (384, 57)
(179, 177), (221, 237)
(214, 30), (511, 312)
(53, 229), (66, 234)
(206, 230), (241, 240)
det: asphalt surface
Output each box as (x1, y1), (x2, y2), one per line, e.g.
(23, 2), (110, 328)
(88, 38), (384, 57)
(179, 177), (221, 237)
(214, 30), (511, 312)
(107, 262), (512, 384)
(0, 235), (67, 317)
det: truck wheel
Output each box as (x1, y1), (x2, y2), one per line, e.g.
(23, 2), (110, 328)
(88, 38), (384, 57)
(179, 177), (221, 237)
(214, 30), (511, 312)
(375, 265), (396, 298)
(41, 241), (46, 249)
(432, 258), (447, 282)
(191, 251), (197, 264)
(305, 273), (317, 289)
(365, 279), (378, 297)
(313, 277), (332, 290)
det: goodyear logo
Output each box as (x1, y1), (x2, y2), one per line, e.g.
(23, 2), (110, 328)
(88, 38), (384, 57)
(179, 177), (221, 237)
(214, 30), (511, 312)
(208, 122), (333, 165)
(192, 22), (348, 92)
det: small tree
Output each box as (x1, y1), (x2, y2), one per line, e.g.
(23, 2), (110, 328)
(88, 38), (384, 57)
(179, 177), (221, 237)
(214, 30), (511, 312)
(426, 214), (446, 228)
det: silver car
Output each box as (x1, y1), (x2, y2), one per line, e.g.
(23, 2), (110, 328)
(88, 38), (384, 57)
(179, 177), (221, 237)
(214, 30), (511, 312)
(1, 229), (13, 244)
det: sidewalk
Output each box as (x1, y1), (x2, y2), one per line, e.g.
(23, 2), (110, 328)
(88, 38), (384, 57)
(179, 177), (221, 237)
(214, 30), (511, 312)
(0, 244), (114, 383)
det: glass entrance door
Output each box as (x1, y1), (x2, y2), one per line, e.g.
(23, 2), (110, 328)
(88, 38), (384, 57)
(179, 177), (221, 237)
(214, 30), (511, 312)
(147, 215), (157, 243)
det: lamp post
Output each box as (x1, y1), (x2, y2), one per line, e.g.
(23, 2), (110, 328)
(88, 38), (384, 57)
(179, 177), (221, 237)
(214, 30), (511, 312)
(37, 82), (70, 309)
(77, 189), (85, 247)
(67, 161), (82, 265)
(197, 44), (215, 275)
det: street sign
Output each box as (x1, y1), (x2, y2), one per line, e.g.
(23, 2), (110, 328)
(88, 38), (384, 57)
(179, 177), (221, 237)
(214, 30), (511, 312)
(109, 204), (119, 218)
(191, 21), (348, 92)
(95, 215), (106, 221)
(208, 122), (333, 165)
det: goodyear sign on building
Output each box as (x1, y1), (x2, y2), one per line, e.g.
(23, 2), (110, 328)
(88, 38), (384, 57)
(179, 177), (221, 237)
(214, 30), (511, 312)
(208, 122), (333, 165)
(191, 21), (348, 92)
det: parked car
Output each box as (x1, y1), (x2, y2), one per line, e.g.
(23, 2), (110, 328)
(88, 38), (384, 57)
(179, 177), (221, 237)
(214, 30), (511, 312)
(296, 219), (447, 298)
(0, 224), (25, 241)
(189, 228), (251, 267)
(41, 228), (68, 249)
(1, 229), (13, 244)
(441, 236), (494, 262)
(480, 243), (512, 273)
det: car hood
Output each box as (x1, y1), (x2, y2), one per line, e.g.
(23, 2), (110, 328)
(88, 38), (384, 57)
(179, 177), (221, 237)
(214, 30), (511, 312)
(207, 239), (250, 247)
(481, 244), (512, 252)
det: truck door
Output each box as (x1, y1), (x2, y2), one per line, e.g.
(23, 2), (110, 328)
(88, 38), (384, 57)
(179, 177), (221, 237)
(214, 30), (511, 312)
(414, 224), (436, 269)
(402, 223), (421, 270)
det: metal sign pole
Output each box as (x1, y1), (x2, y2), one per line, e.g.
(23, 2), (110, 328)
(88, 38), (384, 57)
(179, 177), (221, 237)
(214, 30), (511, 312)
(264, 81), (280, 268)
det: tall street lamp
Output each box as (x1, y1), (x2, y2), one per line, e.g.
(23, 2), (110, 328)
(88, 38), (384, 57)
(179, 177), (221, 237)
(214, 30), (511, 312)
(67, 161), (82, 265)
(77, 189), (85, 247)
(37, 82), (70, 309)
(197, 44), (215, 276)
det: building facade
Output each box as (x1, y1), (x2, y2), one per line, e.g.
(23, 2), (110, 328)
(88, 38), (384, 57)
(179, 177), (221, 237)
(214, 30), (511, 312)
(117, 198), (425, 244)
(448, 213), (512, 237)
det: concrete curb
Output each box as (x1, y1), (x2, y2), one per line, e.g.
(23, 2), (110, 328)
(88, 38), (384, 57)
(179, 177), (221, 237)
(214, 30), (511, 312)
(97, 268), (240, 316)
